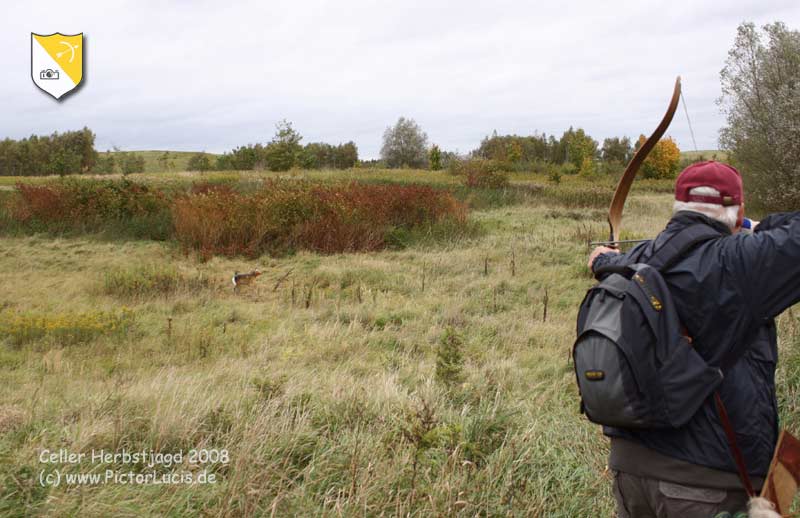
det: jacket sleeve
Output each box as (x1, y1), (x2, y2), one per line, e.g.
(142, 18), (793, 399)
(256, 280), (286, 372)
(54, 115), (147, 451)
(591, 242), (649, 280)
(591, 251), (623, 277)
(727, 211), (800, 320)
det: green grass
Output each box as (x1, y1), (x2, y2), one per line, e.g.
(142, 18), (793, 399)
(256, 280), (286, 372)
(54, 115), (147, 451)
(0, 170), (796, 516)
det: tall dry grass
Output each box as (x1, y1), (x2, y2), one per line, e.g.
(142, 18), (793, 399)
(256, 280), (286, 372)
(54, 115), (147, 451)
(171, 180), (469, 257)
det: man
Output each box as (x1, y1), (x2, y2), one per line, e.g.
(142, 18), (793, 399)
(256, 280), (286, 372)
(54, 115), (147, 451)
(587, 161), (800, 517)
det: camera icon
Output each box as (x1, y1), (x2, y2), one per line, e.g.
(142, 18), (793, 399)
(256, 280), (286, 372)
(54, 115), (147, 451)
(39, 69), (59, 80)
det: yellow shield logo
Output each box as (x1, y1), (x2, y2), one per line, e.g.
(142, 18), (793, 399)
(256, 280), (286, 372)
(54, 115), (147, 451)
(31, 32), (83, 100)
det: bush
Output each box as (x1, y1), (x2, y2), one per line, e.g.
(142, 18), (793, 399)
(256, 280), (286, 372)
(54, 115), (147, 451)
(94, 152), (116, 174)
(216, 144), (265, 171)
(547, 164), (562, 184)
(118, 152), (146, 175)
(189, 181), (236, 196)
(7, 178), (170, 238)
(215, 123), (357, 172)
(450, 159), (510, 189)
(264, 120), (303, 172)
(2, 178), (473, 257)
(302, 142), (358, 169)
(578, 156), (596, 178)
(187, 153), (212, 172)
(171, 180), (468, 257)
(429, 145), (442, 171)
(435, 328), (465, 387)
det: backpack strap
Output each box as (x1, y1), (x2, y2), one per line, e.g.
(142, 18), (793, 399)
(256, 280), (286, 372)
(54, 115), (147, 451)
(647, 223), (744, 376)
(715, 393), (757, 498)
(646, 223), (722, 272)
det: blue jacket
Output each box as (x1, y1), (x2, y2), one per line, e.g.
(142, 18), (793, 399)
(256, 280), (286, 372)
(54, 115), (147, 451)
(593, 210), (800, 476)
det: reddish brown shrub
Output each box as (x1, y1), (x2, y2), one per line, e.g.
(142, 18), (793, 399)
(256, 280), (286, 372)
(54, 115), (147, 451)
(451, 159), (510, 189)
(5, 178), (470, 257)
(172, 180), (467, 257)
(189, 182), (236, 196)
(8, 179), (170, 237)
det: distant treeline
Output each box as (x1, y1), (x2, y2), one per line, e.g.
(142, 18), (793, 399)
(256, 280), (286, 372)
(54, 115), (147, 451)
(473, 129), (633, 169)
(214, 142), (358, 172)
(0, 121), (683, 178)
(0, 123), (358, 176)
(213, 120), (357, 172)
(470, 128), (682, 179)
(0, 127), (97, 176)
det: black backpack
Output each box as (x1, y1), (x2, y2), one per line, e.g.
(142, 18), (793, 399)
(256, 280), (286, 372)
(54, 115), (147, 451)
(573, 224), (726, 429)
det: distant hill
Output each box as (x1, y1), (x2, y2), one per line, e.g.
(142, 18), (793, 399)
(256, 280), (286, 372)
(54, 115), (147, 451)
(104, 150), (220, 173)
(680, 150), (728, 162)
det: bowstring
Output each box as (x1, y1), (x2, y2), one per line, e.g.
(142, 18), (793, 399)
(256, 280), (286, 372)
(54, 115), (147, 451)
(680, 88), (699, 153)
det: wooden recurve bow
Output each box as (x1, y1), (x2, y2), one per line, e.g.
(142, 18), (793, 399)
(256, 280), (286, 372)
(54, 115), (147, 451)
(606, 76), (682, 245)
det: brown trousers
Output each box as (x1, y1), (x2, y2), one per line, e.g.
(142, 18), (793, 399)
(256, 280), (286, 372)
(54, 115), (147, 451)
(613, 470), (750, 518)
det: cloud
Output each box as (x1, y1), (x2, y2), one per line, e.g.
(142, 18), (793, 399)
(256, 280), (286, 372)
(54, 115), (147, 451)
(1, 0), (799, 158)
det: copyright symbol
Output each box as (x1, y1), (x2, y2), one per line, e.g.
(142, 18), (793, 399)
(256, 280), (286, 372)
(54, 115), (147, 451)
(39, 469), (60, 487)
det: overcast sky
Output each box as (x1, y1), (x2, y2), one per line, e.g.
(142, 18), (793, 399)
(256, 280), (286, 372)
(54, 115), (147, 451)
(3, 1), (800, 159)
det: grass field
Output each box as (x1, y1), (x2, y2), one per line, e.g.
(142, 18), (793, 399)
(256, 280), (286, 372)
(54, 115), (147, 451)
(106, 150), (220, 174)
(0, 168), (796, 516)
(680, 149), (729, 162)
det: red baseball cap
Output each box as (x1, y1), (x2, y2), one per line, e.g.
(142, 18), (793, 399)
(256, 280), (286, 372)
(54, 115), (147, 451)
(675, 161), (743, 206)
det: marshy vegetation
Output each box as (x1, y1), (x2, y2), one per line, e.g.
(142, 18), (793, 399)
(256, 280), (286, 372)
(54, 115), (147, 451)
(0, 168), (795, 516)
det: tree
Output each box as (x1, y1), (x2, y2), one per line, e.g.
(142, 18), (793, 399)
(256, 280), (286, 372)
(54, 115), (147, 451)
(94, 151), (116, 174)
(429, 145), (442, 170)
(187, 152), (212, 172)
(561, 127), (598, 169)
(299, 141), (358, 169)
(119, 152), (145, 175)
(473, 132), (554, 164)
(78, 127), (98, 172)
(506, 140), (523, 164)
(578, 156), (596, 178)
(601, 137), (632, 164)
(217, 144), (265, 171)
(635, 135), (681, 179)
(0, 128), (98, 176)
(157, 151), (175, 171)
(265, 119), (303, 171)
(719, 21), (800, 212)
(381, 117), (428, 168)
(334, 141), (358, 169)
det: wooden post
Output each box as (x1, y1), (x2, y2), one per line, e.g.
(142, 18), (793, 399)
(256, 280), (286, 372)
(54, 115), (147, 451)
(305, 282), (314, 309)
(543, 289), (549, 323)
